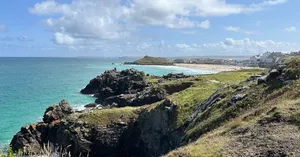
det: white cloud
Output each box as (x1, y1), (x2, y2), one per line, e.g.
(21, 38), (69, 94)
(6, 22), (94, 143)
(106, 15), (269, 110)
(54, 32), (75, 45)
(198, 20), (210, 29)
(127, 38), (299, 56)
(263, 0), (287, 5)
(225, 26), (241, 32)
(225, 26), (259, 35)
(180, 31), (197, 35)
(0, 24), (5, 32)
(29, 0), (69, 15)
(45, 37), (299, 56)
(284, 26), (297, 32)
(29, 0), (286, 46)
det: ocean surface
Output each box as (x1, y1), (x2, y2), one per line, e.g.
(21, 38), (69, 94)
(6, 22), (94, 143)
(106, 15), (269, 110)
(0, 57), (216, 147)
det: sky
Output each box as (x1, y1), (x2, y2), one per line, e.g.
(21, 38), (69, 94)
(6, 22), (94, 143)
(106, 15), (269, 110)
(0, 0), (299, 57)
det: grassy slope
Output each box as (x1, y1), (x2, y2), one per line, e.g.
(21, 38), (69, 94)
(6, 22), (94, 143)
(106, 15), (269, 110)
(78, 107), (145, 126)
(169, 69), (263, 128)
(134, 56), (174, 65)
(164, 57), (300, 157)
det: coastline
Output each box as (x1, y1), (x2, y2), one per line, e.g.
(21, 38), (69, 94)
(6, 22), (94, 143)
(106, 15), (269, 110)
(175, 63), (264, 72)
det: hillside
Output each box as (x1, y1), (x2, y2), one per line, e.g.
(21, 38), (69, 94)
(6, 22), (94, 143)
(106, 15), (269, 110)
(8, 56), (300, 157)
(124, 56), (174, 65)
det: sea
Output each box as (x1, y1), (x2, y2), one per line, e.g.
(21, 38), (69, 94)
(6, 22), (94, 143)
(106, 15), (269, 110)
(0, 57), (216, 147)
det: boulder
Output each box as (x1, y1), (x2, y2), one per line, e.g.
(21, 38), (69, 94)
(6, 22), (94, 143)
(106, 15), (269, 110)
(59, 99), (73, 114)
(43, 100), (73, 123)
(84, 103), (98, 108)
(230, 94), (247, 105)
(258, 76), (267, 85)
(268, 69), (280, 80)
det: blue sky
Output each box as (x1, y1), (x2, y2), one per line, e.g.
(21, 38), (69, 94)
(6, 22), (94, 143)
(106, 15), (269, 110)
(0, 0), (299, 57)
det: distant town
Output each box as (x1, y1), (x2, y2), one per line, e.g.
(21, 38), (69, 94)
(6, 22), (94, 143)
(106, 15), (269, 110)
(172, 51), (300, 68)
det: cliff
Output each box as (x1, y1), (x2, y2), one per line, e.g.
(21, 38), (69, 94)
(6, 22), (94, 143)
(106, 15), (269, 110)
(10, 57), (300, 157)
(124, 56), (174, 65)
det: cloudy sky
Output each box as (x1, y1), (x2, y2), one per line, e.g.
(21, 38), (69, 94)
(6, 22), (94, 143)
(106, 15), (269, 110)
(0, 0), (299, 57)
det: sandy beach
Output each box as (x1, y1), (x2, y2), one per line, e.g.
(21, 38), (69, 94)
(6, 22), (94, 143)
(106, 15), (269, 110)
(175, 63), (263, 72)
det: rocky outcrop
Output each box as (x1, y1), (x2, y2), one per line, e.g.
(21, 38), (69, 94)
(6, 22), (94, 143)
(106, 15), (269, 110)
(163, 73), (191, 79)
(81, 68), (147, 96)
(124, 56), (174, 65)
(11, 100), (73, 155)
(187, 86), (229, 123)
(81, 69), (169, 107)
(11, 98), (181, 157)
(43, 100), (73, 123)
(119, 99), (181, 157)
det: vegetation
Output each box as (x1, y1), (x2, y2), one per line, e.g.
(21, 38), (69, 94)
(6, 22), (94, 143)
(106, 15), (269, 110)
(164, 60), (300, 156)
(126, 56), (174, 65)
(79, 106), (144, 126)
(168, 69), (263, 128)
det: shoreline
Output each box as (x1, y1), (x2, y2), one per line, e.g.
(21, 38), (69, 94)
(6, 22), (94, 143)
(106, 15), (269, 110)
(175, 63), (264, 72)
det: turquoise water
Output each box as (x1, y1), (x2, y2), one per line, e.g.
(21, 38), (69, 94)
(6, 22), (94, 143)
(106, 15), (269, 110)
(0, 57), (216, 146)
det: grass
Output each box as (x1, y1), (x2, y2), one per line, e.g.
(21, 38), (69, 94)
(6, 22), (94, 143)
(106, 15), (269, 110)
(168, 69), (263, 128)
(164, 131), (230, 157)
(133, 56), (174, 65)
(79, 107), (144, 126)
(163, 64), (300, 157)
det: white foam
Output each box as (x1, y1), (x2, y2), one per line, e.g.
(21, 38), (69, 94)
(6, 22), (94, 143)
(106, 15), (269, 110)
(72, 104), (86, 111)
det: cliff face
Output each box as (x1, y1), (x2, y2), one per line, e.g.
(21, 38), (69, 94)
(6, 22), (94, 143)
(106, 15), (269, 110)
(11, 58), (300, 157)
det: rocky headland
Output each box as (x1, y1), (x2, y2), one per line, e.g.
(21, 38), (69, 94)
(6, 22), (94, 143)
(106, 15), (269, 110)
(10, 56), (300, 157)
(124, 56), (174, 65)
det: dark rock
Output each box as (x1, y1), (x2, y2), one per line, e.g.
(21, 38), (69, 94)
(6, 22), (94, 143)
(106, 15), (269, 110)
(230, 94), (247, 105)
(59, 100), (73, 114)
(43, 105), (64, 123)
(102, 87), (167, 107)
(187, 86), (228, 123)
(268, 69), (280, 80)
(277, 64), (286, 73)
(158, 79), (164, 83)
(283, 80), (293, 85)
(258, 76), (267, 85)
(84, 103), (98, 108)
(237, 86), (250, 91)
(163, 99), (177, 112)
(131, 87), (167, 106)
(80, 77), (103, 94)
(247, 75), (262, 82)
(43, 100), (73, 123)
(163, 73), (191, 79)
(11, 123), (49, 154)
(102, 94), (136, 107)
(81, 69), (148, 104)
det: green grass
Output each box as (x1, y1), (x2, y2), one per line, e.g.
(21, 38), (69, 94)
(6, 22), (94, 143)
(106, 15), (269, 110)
(79, 107), (144, 126)
(284, 56), (300, 79)
(134, 56), (174, 65)
(168, 69), (263, 128)
(163, 60), (300, 157)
